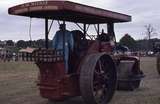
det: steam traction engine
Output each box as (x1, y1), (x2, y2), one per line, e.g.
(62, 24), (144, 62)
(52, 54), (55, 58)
(9, 1), (144, 104)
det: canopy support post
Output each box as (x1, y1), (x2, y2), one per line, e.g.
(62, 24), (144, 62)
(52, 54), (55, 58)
(97, 24), (101, 51)
(83, 24), (86, 39)
(45, 18), (49, 49)
(97, 24), (100, 36)
(108, 22), (116, 43)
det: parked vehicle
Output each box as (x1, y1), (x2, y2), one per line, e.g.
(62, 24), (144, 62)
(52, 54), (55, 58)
(9, 1), (144, 103)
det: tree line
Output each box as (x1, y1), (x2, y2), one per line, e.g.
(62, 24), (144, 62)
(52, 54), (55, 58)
(0, 39), (52, 49)
(1, 36), (159, 52)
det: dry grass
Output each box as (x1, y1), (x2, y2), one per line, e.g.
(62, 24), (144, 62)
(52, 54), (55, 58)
(0, 62), (43, 104)
(0, 58), (160, 104)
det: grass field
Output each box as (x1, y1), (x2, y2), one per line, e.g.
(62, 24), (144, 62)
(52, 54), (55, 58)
(0, 57), (160, 104)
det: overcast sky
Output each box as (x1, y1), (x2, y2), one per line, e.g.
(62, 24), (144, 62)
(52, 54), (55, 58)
(0, 0), (160, 41)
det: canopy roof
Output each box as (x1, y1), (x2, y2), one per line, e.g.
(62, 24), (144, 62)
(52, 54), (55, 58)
(8, 0), (131, 24)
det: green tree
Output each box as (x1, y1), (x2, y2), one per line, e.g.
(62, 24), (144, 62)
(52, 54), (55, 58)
(6, 40), (14, 46)
(119, 34), (136, 51)
(36, 39), (45, 48)
(16, 40), (26, 48)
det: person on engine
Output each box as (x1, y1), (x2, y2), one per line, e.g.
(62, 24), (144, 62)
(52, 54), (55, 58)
(52, 24), (74, 73)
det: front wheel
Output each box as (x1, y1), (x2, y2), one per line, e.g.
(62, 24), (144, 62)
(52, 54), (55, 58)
(80, 53), (117, 104)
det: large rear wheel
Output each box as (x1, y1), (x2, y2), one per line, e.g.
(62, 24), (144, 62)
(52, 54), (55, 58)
(80, 53), (117, 104)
